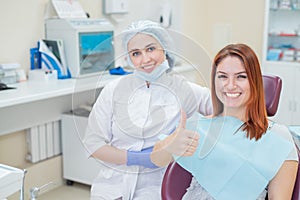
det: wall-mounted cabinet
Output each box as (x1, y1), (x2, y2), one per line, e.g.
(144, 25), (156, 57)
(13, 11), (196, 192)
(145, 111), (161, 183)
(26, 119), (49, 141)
(264, 0), (300, 63)
(262, 0), (300, 125)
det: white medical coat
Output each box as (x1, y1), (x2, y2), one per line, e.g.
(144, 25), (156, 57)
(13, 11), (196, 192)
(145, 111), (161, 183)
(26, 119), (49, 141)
(83, 72), (212, 200)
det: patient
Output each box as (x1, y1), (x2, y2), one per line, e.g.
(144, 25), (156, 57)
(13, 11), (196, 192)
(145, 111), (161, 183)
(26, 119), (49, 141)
(151, 43), (299, 199)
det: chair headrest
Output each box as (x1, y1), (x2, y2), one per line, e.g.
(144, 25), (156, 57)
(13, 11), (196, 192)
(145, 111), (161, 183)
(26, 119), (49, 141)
(263, 75), (282, 117)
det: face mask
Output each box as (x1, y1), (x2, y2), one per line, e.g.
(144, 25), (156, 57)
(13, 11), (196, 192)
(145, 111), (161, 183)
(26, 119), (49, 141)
(134, 60), (169, 82)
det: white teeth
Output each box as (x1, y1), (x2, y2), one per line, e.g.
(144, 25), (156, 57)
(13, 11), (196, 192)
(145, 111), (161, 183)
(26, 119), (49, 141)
(226, 93), (240, 97)
(141, 65), (154, 69)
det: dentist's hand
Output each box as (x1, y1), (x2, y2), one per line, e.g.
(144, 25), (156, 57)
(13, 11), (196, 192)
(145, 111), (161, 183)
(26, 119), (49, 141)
(127, 146), (159, 168)
(164, 110), (199, 157)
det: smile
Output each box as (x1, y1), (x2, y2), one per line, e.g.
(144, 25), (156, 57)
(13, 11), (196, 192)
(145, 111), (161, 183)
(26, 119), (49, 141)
(225, 92), (241, 98)
(141, 65), (155, 69)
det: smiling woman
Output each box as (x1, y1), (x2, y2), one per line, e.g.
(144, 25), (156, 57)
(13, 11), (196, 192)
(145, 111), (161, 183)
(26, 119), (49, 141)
(127, 33), (168, 84)
(82, 20), (213, 200)
(151, 43), (299, 200)
(127, 34), (165, 73)
(211, 43), (268, 140)
(214, 56), (251, 122)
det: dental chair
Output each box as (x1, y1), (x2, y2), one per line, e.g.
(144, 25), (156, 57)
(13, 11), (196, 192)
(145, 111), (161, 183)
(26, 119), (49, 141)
(161, 75), (300, 200)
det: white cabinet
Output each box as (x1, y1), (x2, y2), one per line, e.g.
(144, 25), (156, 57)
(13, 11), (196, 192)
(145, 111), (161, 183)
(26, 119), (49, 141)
(263, 63), (300, 125)
(262, 0), (300, 125)
(61, 112), (99, 185)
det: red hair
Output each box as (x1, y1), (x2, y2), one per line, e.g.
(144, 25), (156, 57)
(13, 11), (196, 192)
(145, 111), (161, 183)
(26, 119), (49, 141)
(211, 43), (268, 140)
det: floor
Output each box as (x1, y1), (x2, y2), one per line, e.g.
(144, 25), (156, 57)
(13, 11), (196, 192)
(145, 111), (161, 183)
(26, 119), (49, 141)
(38, 182), (90, 200)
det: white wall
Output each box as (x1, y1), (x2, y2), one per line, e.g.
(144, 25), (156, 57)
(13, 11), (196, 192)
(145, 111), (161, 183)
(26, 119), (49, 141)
(0, 0), (265, 74)
(0, 0), (184, 73)
(182, 0), (265, 58)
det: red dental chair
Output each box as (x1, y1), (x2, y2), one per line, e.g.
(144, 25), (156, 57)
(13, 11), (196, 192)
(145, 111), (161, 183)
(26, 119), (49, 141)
(161, 75), (300, 200)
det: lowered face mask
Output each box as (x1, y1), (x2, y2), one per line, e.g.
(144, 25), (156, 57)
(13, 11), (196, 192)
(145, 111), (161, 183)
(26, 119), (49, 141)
(134, 60), (169, 82)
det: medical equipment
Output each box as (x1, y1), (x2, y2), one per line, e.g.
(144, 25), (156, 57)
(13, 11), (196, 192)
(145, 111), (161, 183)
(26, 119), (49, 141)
(0, 164), (26, 200)
(30, 181), (54, 200)
(45, 18), (115, 78)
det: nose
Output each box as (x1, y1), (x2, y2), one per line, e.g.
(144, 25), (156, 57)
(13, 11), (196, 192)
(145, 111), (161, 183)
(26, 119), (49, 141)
(227, 77), (237, 90)
(141, 51), (151, 63)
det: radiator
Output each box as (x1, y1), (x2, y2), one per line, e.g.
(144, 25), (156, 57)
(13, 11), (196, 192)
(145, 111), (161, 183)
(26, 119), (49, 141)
(26, 120), (62, 163)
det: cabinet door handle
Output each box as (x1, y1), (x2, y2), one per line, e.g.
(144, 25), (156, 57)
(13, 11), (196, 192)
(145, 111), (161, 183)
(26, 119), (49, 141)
(291, 100), (297, 112)
(289, 100), (293, 111)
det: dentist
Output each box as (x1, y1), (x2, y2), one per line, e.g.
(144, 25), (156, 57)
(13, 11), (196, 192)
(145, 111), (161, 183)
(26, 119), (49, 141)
(83, 20), (212, 200)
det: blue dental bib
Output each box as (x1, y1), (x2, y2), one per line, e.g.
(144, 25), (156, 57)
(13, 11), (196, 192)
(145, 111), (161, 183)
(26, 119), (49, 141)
(176, 115), (293, 200)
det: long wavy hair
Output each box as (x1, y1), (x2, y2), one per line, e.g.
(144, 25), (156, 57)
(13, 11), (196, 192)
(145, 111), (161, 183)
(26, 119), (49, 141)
(211, 43), (268, 140)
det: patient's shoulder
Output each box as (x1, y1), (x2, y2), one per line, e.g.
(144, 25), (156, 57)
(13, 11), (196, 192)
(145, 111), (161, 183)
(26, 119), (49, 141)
(270, 122), (298, 161)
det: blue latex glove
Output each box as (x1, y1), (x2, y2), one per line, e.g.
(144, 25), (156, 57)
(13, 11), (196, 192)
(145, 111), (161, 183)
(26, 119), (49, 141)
(127, 147), (158, 168)
(109, 66), (132, 75)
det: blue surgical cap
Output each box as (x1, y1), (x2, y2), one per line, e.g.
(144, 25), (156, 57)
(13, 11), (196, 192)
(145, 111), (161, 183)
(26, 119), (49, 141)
(122, 20), (175, 69)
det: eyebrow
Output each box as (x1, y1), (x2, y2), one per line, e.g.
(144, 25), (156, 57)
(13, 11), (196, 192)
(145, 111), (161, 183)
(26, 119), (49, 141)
(128, 43), (157, 53)
(216, 71), (247, 75)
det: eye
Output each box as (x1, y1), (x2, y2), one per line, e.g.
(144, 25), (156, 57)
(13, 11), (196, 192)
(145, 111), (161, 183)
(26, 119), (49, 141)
(146, 46), (156, 52)
(217, 74), (227, 79)
(131, 51), (141, 57)
(237, 74), (247, 79)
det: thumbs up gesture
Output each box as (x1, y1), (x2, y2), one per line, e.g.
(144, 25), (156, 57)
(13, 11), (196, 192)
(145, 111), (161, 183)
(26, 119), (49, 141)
(164, 110), (199, 157)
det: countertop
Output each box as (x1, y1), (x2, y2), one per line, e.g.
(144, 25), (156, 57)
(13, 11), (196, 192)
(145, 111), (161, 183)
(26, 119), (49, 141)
(0, 65), (194, 109)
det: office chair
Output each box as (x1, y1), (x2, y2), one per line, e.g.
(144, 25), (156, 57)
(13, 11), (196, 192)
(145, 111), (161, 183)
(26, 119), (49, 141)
(161, 75), (300, 200)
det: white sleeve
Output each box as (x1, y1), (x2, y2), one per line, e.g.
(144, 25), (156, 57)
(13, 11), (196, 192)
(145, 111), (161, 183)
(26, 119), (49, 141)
(188, 82), (213, 116)
(83, 78), (120, 156)
(272, 123), (299, 162)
